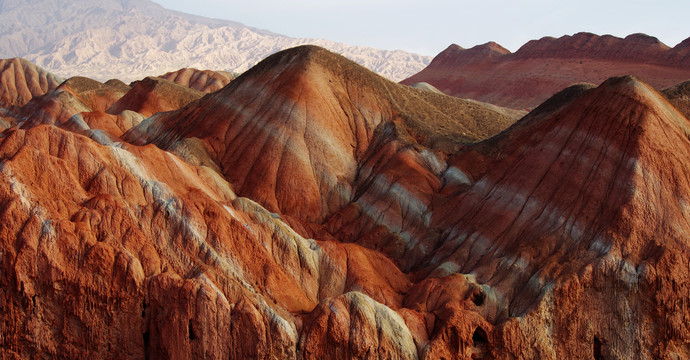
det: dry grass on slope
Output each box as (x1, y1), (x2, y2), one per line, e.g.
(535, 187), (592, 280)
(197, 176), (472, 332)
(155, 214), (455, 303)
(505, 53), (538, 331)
(663, 80), (690, 120)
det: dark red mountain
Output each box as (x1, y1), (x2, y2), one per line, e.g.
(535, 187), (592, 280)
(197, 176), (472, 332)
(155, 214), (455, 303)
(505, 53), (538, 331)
(402, 33), (690, 110)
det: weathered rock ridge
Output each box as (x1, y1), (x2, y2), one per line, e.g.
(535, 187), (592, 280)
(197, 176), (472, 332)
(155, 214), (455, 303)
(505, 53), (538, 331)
(0, 48), (688, 360)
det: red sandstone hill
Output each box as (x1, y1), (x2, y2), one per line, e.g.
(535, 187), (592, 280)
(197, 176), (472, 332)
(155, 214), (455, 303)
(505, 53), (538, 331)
(0, 49), (688, 359)
(124, 45), (520, 225)
(158, 68), (235, 93)
(421, 76), (690, 358)
(402, 32), (690, 110)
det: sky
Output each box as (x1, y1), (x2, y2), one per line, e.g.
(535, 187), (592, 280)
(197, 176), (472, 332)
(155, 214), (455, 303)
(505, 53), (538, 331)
(154, 0), (689, 56)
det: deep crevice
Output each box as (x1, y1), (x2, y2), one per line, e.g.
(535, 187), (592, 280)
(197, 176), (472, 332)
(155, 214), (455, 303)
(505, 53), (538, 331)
(593, 336), (604, 360)
(142, 331), (150, 360)
(472, 327), (488, 345)
(188, 320), (196, 341)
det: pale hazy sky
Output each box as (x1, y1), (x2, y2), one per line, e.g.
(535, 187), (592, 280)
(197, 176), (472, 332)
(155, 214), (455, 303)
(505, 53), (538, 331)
(154, 0), (689, 56)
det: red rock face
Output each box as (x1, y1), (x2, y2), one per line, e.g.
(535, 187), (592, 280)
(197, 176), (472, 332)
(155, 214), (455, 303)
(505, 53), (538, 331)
(0, 48), (689, 360)
(158, 68), (235, 93)
(402, 32), (690, 110)
(426, 76), (690, 358)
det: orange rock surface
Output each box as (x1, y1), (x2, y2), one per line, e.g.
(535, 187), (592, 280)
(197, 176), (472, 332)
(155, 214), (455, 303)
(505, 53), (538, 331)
(0, 47), (688, 359)
(402, 32), (690, 110)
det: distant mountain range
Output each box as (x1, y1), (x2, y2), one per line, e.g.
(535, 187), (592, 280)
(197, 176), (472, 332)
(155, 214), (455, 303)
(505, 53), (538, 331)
(0, 0), (431, 82)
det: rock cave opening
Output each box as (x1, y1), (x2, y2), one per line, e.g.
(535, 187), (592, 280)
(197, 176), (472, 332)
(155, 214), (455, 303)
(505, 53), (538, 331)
(188, 320), (196, 341)
(472, 327), (488, 346)
(142, 330), (150, 360)
(593, 336), (604, 360)
(471, 327), (489, 359)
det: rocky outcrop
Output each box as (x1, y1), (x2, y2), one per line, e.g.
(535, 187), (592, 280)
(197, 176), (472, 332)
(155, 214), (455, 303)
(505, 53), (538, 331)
(402, 32), (690, 109)
(0, 60), (213, 143)
(16, 75), (142, 139)
(0, 121), (416, 359)
(158, 68), (234, 93)
(428, 76), (690, 358)
(0, 46), (688, 359)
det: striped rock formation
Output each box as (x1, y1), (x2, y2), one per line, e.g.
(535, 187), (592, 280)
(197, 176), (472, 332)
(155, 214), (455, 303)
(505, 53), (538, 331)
(0, 48), (688, 359)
